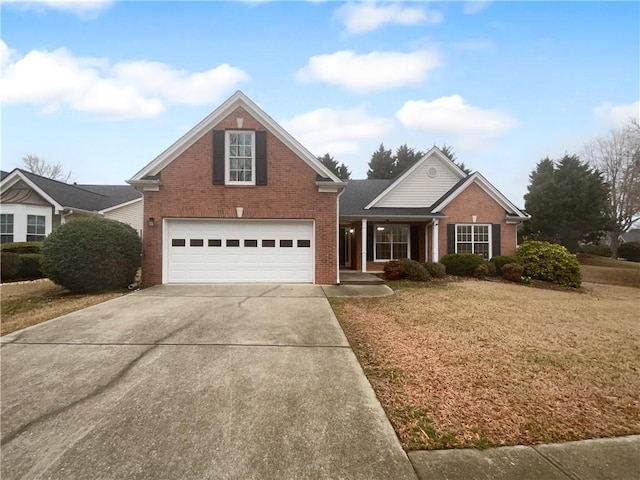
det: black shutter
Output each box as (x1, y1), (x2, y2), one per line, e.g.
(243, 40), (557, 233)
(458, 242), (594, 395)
(447, 224), (456, 254)
(255, 130), (267, 185)
(410, 225), (419, 261)
(492, 224), (501, 257)
(367, 224), (374, 261)
(213, 130), (225, 185)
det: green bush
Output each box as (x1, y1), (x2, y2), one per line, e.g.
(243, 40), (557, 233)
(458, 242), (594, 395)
(18, 253), (44, 279)
(1, 251), (21, 281)
(617, 241), (640, 262)
(577, 244), (612, 257)
(42, 216), (141, 293)
(474, 261), (496, 279)
(490, 255), (518, 275)
(502, 263), (524, 283)
(421, 261), (446, 278)
(441, 253), (484, 276)
(516, 240), (582, 288)
(383, 259), (431, 281)
(0, 241), (43, 254)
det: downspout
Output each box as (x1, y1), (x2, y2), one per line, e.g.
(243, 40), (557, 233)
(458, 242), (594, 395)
(336, 189), (344, 285)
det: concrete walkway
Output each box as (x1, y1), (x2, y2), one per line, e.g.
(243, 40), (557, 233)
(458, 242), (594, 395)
(1, 284), (416, 480)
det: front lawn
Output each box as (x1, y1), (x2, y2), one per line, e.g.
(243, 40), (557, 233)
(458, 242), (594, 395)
(1, 279), (127, 336)
(577, 253), (640, 287)
(331, 280), (640, 450)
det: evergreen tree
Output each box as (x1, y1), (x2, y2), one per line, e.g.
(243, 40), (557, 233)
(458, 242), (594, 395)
(439, 144), (471, 174)
(317, 153), (351, 180)
(367, 144), (395, 179)
(393, 144), (424, 177)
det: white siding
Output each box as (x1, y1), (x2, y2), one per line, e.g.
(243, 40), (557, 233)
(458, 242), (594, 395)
(375, 156), (461, 208)
(0, 204), (52, 242)
(103, 199), (143, 234)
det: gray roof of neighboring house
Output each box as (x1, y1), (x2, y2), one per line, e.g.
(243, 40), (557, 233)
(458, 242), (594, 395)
(339, 179), (443, 218)
(1, 171), (9, 181)
(621, 229), (640, 243)
(4, 169), (141, 211)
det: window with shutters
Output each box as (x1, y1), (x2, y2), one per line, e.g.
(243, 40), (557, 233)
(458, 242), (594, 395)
(226, 131), (255, 185)
(456, 224), (491, 259)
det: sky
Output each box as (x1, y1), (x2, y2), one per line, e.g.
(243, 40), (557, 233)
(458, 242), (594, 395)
(1, 0), (638, 206)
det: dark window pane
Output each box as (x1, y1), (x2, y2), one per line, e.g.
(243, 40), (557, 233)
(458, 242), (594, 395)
(297, 240), (311, 248)
(1, 235), (13, 243)
(262, 239), (276, 247)
(208, 239), (222, 247)
(244, 239), (258, 247)
(190, 239), (204, 247)
(227, 239), (240, 247)
(280, 240), (293, 247)
(172, 239), (186, 247)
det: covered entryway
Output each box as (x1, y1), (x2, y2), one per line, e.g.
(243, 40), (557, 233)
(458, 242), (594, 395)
(165, 219), (314, 283)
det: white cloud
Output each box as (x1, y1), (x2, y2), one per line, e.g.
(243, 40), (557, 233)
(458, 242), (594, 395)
(397, 95), (518, 137)
(462, 1), (492, 15)
(296, 50), (440, 92)
(594, 100), (639, 126)
(2, 0), (114, 18)
(0, 40), (250, 119)
(282, 107), (393, 156)
(334, 2), (442, 35)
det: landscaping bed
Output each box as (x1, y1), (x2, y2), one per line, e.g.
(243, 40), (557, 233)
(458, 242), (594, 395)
(1, 279), (127, 336)
(331, 280), (640, 450)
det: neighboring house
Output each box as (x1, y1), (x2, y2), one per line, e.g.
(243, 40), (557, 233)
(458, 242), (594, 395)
(338, 148), (529, 272)
(127, 91), (344, 285)
(620, 229), (640, 243)
(128, 90), (528, 286)
(0, 169), (143, 243)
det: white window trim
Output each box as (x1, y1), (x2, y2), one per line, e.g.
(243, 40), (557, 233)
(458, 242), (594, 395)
(373, 224), (411, 262)
(0, 213), (14, 243)
(225, 130), (256, 186)
(455, 223), (492, 258)
(27, 214), (46, 241)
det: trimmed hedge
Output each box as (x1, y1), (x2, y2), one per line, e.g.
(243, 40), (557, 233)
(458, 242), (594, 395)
(42, 216), (141, 293)
(421, 261), (446, 279)
(502, 263), (524, 283)
(1, 252), (21, 281)
(0, 241), (43, 254)
(490, 255), (518, 275)
(516, 240), (582, 288)
(383, 258), (431, 281)
(577, 244), (612, 257)
(617, 241), (640, 262)
(18, 253), (43, 279)
(441, 253), (484, 276)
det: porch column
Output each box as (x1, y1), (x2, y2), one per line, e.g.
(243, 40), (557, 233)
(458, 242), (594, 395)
(361, 218), (367, 273)
(424, 224), (429, 263)
(431, 219), (439, 262)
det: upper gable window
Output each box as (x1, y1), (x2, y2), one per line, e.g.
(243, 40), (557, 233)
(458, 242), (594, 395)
(226, 131), (255, 185)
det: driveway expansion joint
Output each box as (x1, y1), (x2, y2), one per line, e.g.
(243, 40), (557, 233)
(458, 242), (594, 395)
(531, 445), (581, 480)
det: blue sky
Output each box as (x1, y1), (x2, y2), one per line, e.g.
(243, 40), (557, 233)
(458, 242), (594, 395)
(1, 1), (638, 206)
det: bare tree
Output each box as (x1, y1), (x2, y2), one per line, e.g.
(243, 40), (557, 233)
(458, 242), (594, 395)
(22, 154), (72, 182)
(582, 119), (640, 256)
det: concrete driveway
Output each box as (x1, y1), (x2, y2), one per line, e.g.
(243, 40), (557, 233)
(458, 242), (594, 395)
(1, 284), (417, 480)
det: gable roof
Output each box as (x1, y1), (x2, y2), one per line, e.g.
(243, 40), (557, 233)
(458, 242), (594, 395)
(364, 147), (467, 210)
(128, 90), (341, 184)
(1, 170), (9, 181)
(1, 169), (141, 213)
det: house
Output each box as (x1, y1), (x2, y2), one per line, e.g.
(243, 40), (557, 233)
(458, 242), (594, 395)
(338, 148), (529, 272)
(128, 90), (528, 286)
(0, 169), (143, 243)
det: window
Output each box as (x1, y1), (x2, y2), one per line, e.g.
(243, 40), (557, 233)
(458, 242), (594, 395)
(172, 239), (186, 247)
(190, 239), (204, 247)
(456, 224), (490, 259)
(280, 240), (293, 247)
(227, 239), (240, 247)
(226, 131), (255, 185)
(244, 239), (258, 247)
(26, 215), (45, 241)
(262, 240), (276, 247)
(297, 240), (311, 248)
(208, 239), (222, 247)
(374, 225), (409, 261)
(1, 214), (14, 243)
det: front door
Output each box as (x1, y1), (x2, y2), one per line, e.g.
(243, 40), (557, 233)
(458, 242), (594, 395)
(339, 227), (352, 268)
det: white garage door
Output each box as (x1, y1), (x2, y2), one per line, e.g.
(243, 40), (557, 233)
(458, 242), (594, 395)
(165, 219), (314, 283)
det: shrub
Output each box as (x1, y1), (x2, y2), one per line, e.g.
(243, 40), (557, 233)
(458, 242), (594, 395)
(474, 261), (496, 279)
(42, 216), (142, 293)
(383, 260), (404, 280)
(383, 259), (431, 281)
(577, 244), (612, 257)
(502, 263), (524, 283)
(441, 253), (484, 276)
(18, 253), (44, 279)
(516, 240), (582, 288)
(617, 241), (640, 262)
(0, 241), (43, 254)
(1, 252), (21, 281)
(490, 255), (518, 275)
(422, 261), (446, 279)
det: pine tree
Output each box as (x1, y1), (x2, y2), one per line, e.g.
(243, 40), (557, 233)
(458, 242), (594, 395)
(367, 144), (395, 179)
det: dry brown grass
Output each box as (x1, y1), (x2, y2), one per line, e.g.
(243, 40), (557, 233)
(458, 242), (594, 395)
(1, 279), (126, 336)
(577, 254), (640, 288)
(331, 280), (640, 450)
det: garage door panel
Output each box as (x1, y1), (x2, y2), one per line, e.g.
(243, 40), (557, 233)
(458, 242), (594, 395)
(166, 220), (313, 283)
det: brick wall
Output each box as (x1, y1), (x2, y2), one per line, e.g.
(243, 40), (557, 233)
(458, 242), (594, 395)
(142, 106), (338, 285)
